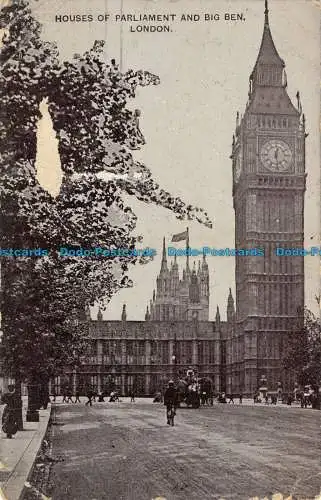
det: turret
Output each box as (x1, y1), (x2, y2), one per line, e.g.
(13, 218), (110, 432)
(121, 304), (127, 321)
(200, 254), (209, 298)
(145, 306), (150, 321)
(170, 254), (179, 296)
(227, 288), (235, 324)
(189, 263), (200, 303)
(215, 306), (221, 328)
(97, 307), (103, 322)
(202, 253), (208, 271)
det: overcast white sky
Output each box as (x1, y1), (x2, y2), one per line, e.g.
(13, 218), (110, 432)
(31, 0), (320, 320)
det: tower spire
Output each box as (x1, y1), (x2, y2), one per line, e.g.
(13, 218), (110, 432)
(160, 237), (168, 272)
(250, 0), (285, 90)
(216, 305), (221, 323)
(264, 0), (269, 26)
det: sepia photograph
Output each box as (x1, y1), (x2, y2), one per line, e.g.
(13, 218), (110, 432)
(0, 0), (320, 499)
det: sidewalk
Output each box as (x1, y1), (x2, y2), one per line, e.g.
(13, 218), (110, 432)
(0, 398), (51, 500)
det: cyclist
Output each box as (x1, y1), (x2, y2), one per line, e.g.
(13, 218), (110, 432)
(164, 380), (178, 425)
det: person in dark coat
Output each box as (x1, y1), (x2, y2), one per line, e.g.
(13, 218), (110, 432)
(85, 389), (94, 406)
(164, 381), (178, 425)
(1, 385), (19, 438)
(66, 389), (74, 403)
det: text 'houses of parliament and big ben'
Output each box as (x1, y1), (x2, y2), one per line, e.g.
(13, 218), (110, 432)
(58, 1), (306, 397)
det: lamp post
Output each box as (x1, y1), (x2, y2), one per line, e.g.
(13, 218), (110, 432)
(172, 354), (177, 381)
(172, 325), (178, 382)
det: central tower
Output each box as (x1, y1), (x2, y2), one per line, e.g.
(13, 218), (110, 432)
(230, 1), (306, 395)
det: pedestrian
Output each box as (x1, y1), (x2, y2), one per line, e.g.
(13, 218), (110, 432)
(85, 389), (93, 406)
(130, 390), (135, 402)
(74, 391), (81, 403)
(239, 393), (243, 404)
(41, 390), (50, 409)
(164, 381), (178, 425)
(67, 389), (74, 403)
(228, 394), (234, 404)
(1, 385), (19, 439)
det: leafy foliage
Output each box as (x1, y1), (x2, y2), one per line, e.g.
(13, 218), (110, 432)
(0, 0), (212, 382)
(283, 307), (321, 386)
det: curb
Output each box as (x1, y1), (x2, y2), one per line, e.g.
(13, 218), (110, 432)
(2, 406), (52, 500)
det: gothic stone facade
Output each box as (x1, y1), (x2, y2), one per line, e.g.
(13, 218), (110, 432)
(58, 252), (234, 396)
(146, 238), (210, 322)
(67, 318), (228, 397)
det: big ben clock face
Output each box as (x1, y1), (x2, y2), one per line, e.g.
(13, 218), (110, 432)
(260, 139), (292, 172)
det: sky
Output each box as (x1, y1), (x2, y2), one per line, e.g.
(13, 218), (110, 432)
(29, 0), (320, 320)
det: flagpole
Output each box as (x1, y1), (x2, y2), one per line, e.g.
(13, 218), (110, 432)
(186, 227), (190, 272)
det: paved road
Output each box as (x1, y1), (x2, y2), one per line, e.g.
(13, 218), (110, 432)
(46, 400), (321, 500)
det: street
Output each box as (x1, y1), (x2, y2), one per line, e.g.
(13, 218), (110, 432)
(45, 400), (320, 500)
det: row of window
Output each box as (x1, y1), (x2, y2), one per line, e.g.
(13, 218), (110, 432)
(87, 340), (217, 364)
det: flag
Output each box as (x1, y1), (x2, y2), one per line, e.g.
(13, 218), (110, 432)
(171, 230), (188, 242)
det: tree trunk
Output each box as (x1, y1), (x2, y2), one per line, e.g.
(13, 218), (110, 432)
(14, 379), (23, 431)
(26, 381), (40, 422)
(39, 378), (50, 409)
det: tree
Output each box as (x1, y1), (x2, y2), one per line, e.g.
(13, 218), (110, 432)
(283, 307), (321, 387)
(0, 0), (212, 413)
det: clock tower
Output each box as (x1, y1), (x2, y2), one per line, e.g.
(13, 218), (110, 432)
(230, 0), (306, 395)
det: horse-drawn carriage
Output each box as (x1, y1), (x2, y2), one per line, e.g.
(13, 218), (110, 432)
(176, 369), (214, 408)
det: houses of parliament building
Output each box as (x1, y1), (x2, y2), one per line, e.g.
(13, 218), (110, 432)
(59, 1), (306, 397)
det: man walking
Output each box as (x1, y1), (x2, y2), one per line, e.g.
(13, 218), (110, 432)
(66, 389), (74, 404)
(164, 381), (178, 425)
(85, 389), (93, 406)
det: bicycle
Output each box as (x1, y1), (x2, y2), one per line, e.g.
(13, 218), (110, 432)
(166, 404), (176, 426)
